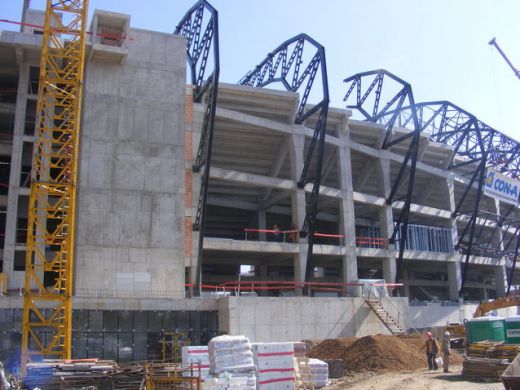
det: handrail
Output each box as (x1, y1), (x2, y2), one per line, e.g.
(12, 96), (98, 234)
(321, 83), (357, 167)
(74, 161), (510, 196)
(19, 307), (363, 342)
(242, 228), (388, 247)
(362, 284), (420, 335)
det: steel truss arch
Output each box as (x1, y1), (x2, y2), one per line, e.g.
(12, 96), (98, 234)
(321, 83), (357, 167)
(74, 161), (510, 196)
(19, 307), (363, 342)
(175, 0), (219, 293)
(370, 86), (520, 295)
(239, 34), (329, 283)
(344, 70), (422, 289)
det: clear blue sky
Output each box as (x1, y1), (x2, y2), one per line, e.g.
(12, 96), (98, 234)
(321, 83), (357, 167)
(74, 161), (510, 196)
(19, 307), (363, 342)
(2, 0), (520, 140)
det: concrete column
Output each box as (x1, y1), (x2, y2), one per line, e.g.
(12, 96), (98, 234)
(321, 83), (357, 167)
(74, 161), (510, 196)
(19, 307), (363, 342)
(447, 176), (462, 301)
(378, 158), (397, 286)
(446, 177), (459, 247)
(447, 261), (462, 301)
(257, 210), (266, 241)
(258, 265), (269, 296)
(480, 287), (488, 301)
(338, 137), (358, 296)
(402, 270), (410, 297)
(293, 250), (307, 296)
(495, 265), (507, 298)
(493, 198), (505, 251)
(289, 128), (307, 289)
(288, 132), (306, 233)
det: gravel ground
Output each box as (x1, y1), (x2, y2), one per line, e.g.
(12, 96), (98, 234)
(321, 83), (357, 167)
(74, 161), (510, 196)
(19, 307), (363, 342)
(323, 365), (505, 390)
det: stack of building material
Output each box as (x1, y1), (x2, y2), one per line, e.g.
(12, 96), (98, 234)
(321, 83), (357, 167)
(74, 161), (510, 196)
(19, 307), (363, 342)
(252, 342), (295, 389)
(112, 364), (146, 390)
(462, 357), (510, 381)
(24, 359), (117, 390)
(492, 344), (520, 360)
(182, 345), (210, 380)
(293, 342), (307, 358)
(467, 341), (502, 358)
(208, 335), (256, 389)
(308, 358), (328, 388)
(202, 374), (250, 389)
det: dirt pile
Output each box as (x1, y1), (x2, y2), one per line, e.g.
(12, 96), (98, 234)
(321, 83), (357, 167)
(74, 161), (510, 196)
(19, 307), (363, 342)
(309, 334), (463, 373)
(307, 337), (358, 360)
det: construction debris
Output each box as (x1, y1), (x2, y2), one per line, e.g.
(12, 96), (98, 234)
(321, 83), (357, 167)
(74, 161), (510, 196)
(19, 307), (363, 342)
(23, 359), (116, 390)
(462, 357), (510, 382)
(462, 340), (520, 382)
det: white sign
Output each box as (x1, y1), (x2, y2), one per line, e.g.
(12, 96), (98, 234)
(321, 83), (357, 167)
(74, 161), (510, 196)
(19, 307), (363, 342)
(507, 329), (520, 338)
(484, 170), (520, 205)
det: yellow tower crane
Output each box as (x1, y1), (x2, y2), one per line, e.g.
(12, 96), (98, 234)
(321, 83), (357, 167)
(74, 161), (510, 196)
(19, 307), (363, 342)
(21, 0), (89, 375)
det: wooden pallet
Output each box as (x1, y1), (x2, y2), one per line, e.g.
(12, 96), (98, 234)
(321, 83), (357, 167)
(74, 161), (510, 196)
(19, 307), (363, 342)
(294, 357), (315, 390)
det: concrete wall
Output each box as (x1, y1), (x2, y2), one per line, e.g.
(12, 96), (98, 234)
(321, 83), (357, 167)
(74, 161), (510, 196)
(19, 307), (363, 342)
(406, 302), (518, 329)
(217, 296), (403, 342)
(75, 29), (187, 298)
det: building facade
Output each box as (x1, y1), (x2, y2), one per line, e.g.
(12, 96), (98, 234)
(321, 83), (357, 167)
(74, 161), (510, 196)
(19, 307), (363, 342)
(0, 4), (518, 369)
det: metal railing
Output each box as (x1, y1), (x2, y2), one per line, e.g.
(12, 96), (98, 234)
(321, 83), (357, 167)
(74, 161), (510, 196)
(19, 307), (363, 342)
(361, 283), (420, 335)
(395, 223), (454, 253)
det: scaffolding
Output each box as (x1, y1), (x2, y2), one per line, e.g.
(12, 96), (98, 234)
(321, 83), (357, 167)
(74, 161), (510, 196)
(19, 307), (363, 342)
(21, 0), (88, 375)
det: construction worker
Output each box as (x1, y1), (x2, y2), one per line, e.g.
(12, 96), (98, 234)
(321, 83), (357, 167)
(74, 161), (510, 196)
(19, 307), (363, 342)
(442, 331), (451, 373)
(422, 331), (441, 370)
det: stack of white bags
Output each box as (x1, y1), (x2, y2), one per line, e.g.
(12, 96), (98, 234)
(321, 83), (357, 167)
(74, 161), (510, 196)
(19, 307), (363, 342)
(252, 342), (295, 389)
(182, 345), (210, 381)
(308, 358), (329, 388)
(208, 335), (256, 390)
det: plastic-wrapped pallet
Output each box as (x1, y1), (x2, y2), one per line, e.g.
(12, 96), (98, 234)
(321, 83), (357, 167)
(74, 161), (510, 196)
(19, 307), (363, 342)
(202, 374), (249, 390)
(252, 342), (295, 389)
(182, 345), (210, 380)
(309, 358), (328, 389)
(208, 335), (256, 389)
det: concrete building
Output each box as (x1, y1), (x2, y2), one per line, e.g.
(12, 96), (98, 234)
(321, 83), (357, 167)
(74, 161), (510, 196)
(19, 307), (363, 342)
(0, 4), (518, 370)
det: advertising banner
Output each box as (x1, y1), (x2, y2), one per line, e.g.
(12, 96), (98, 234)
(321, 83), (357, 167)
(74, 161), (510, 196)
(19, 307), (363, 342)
(484, 170), (520, 205)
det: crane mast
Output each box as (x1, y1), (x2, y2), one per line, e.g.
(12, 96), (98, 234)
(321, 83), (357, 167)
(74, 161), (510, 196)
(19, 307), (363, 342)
(21, 0), (88, 375)
(489, 37), (520, 80)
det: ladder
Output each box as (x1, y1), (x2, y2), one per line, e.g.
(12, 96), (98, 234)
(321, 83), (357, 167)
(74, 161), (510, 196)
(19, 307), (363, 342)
(365, 298), (407, 335)
(294, 357), (315, 390)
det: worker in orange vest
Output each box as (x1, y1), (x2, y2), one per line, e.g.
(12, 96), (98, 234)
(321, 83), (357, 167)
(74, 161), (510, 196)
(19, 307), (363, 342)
(422, 331), (441, 370)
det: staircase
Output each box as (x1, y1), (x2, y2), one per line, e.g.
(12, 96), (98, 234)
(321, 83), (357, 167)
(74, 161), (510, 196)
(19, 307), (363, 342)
(365, 298), (407, 335)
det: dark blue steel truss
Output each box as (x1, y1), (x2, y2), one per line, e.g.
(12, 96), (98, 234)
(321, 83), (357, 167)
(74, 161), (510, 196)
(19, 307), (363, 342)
(175, 0), (219, 292)
(239, 34), (329, 284)
(344, 70), (421, 289)
(344, 69), (520, 296)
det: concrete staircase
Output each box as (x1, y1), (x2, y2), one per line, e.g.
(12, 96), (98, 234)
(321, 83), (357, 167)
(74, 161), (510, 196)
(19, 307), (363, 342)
(365, 298), (407, 335)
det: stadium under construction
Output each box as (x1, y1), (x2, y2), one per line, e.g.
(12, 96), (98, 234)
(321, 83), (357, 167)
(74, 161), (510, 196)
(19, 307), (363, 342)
(0, 0), (519, 372)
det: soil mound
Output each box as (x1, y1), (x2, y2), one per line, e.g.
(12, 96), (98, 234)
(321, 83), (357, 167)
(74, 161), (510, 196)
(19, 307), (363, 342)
(341, 335), (426, 373)
(309, 334), (448, 373)
(307, 337), (358, 360)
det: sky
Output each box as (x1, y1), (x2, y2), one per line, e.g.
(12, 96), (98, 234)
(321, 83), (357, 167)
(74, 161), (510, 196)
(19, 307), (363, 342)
(2, 0), (520, 140)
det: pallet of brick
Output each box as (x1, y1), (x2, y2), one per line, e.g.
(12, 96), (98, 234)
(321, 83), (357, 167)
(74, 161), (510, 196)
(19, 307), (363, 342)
(308, 358), (328, 388)
(182, 345), (211, 380)
(252, 342), (295, 389)
(462, 356), (510, 382)
(208, 335), (256, 389)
